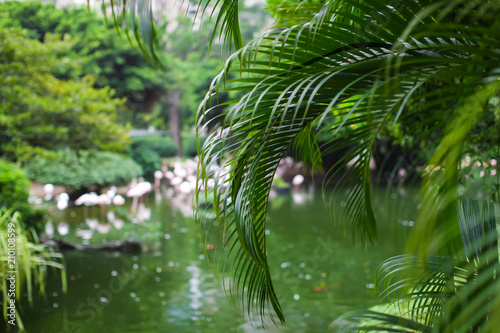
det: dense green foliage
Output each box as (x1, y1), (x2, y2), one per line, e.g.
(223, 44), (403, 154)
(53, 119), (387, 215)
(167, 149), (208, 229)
(183, 136), (204, 158)
(0, 160), (29, 205)
(130, 136), (177, 177)
(0, 27), (129, 162)
(0, 160), (45, 230)
(0, 1), (168, 123)
(24, 150), (142, 190)
(0, 1), (234, 132)
(131, 136), (178, 159)
(0, 1), (268, 146)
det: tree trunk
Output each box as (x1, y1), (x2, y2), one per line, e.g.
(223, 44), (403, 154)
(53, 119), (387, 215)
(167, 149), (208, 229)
(167, 90), (182, 156)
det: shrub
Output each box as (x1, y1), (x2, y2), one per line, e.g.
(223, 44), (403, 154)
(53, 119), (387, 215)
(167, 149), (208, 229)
(130, 136), (177, 177)
(0, 160), (30, 205)
(0, 160), (45, 230)
(183, 136), (224, 158)
(131, 148), (162, 178)
(131, 136), (178, 158)
(24, 150), (142, 189)
(183, 136), (205, 158)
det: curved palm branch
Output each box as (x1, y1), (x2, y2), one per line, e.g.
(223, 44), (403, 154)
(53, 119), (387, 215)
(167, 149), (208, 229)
(329, 310), (432, 333)
(97, 0), (500, 326)
(330, 197), (499, 332)
(89, 0), (161, 63)
(195, 0), (500, 325)
(95, 0), (246, 60)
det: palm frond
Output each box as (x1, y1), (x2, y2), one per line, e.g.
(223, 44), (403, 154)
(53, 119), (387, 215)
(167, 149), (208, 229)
(194, 0), (500, 325)
(375, 254), (455, 326)
(195, 0), (436, 323)
(197, 0), (243, 52)
(0, 210), (66, 330)
(96, 0), (247, 58)
(329, 310), (431, 333)
(330, 196), (499, 332)
(90, 0), (161, 64)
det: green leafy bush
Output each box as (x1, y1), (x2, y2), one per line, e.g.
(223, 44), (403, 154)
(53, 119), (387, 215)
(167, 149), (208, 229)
(132, 149), (162, 178)
(131, 136), (178, 158)
(0, 159), (45, 230)
(24, 150), (142, 189)
(0, 27), (129, 162)
(131, 136), (177, 176)
(183, 135), (225, 158)
(183, 136), (204, 158)
(0, 160), (29, 205)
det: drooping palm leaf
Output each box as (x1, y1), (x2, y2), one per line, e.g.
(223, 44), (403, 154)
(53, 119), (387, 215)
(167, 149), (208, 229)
(0, 210), (66, 330)
(89, 0), (162, 64)
(96, 0), (246, 59)
(329, 310), (432, 333)
(198, 0), (243, 52)
(194, 0), (500, 325)
(330, 196), (499, 332)
(190, 0), (451, 324)
(98, 0), (500, 326)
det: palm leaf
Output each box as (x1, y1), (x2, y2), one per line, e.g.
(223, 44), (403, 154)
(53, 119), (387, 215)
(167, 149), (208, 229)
(90, 0), (162, 64)
(330, 196), (499, 332)
(93, 0), (500, 327)
(96, 0), (246, 58)
(194, 0), (471, 324)
(329, 310), (431, 333)
(0, 210), (66, 330)
(198, 0), (243, 52)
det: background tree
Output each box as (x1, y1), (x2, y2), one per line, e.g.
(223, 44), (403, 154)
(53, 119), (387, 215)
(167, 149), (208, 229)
(0, 27), (129, 162)
(0, 160), (45, 229)
(0, 1), (169, 126)
(1, 1), (272, 156)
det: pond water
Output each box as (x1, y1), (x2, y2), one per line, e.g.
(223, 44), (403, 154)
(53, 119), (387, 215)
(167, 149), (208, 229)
(19, 186), (418, 333)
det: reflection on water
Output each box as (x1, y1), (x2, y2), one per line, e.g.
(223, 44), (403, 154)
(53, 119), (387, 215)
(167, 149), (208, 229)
(187, 264), (203, 311)
(21, 185), (418, 333)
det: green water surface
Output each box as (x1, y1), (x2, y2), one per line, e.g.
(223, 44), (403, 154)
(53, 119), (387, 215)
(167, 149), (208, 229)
(18, 186), (418, 333)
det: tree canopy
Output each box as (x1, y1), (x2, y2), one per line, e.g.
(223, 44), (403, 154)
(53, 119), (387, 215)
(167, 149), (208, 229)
(0, 26), (129, 162)
(0, 0), (168, 121)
